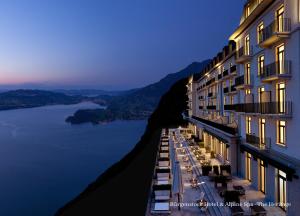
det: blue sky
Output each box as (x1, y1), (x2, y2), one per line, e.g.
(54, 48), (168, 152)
(0, 0), (244, 90)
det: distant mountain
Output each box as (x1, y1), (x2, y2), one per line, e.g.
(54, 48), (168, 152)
(0, 89), (86, 110)
(54, 89), (136, 97)
(66, 60), (210, 124)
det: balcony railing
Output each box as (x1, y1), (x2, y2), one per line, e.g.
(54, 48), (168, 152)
(236, 46), (252, 63)
(259, 18), (291, 47)
(227, 101), (292, 116)
(207, 105), (216, 110)
(259, 60), (291, 81)
(206, 78), (216, 86)
(230, 65), (237, 74)
(223, 70), (229, 77)
(246, 133), (271, 150)
(192, 115), (237, 135)
(223, 87), (229, 94)
(231, 85), (236, 92)
(224, 104), (236, 111)
(235, 75), (245, 86)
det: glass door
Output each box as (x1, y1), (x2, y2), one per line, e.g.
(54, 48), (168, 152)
(277, 45), (285, 74)
(259, 160), (266, 193)
(246, 153), (252, 181)
(277, 83), (286, 113)
(259, 118), (266, 147)
(278, 170), (287, 211)
(276, 5), (284, 32)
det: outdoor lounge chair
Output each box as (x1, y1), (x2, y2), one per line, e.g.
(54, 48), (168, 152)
(154, 190), (171, 201)
(158, 161), (169, 167)
(157, 173), (170, 181)
(151, 202), (170, 214)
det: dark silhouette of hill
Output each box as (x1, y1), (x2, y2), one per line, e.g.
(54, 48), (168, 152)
(56, 74), (191, 216)
(0, 89), (84, 110)
(66, 60), (210, 124)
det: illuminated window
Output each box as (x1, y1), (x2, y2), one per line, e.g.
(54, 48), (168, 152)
(245, 63), (251, 84)
(277, 120), (286, 145)
(257, 22), (264, 43)
(245, 89), (251, 95)
(276, 5), (284, 32)
(259, 160), (266, 193)
(276, 44), (285, 74)
(258, 55), (264, 75)
(245, 35), (250, 55)
(258, 86), (265, 103)
(259, 118), (266, 145)
(245, 4), (251, 18)
(276, 83), (285, 113)
(230, 96), (234, 105)
(245, 153), (252, 181)
(277, 169), (287, 210)
(246, 116), (251, 134)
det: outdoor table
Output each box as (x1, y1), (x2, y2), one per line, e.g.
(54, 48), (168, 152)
(250, 204), (267, 215)
(230, 205), (244, 216)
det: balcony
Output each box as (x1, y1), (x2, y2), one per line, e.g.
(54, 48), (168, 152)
(223, 69), (229, 77)
(208, 92), (217, 99)
(206, 78), (216, 86)
(218, 73), (222, 80)
(207, 105), (216, 110)
(235, 74), (252, 89)
(231, 85), (237, 92)
(259, 18), (291, 48)
(191, 115), (237, 135)
(224, 104), (237, 111)
(259, 60), (292, 82)
(198, 96), (205, 100)
(236, 46), (253, 63)
(230, 65), (237, 75)
(245, 134), (271, 150)
(223, 87), (229, 94)
(230, 101), (293, 117)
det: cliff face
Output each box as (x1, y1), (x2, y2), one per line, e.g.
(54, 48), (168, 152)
(55, 77), (190, 216)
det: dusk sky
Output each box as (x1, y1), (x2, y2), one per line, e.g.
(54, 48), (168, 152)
(0, 0), (244, 90)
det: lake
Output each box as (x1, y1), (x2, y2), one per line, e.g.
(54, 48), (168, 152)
(0, 102), (147, 216)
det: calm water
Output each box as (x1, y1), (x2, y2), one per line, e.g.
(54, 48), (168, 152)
(0, 102), (147, 216)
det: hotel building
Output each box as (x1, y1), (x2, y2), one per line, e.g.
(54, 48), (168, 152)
(186, 0), (300, 214)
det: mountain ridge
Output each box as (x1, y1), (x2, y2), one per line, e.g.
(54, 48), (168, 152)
(66, 60), (210, 124)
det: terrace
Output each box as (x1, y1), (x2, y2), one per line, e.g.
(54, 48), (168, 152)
(147, 128), (285, 216)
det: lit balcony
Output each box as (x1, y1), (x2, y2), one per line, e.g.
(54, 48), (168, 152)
(236, 46), (253, 63)
(226, 101), (293, 117)
(229, 65), (237, 75)
(235, 74), (252, 89)
(259, 18), (291, 48)
(259, 60), (292, 82)
(245, 134), (271, 150)
(222, 69), (229, 77)
(191, 115), (237, 135)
